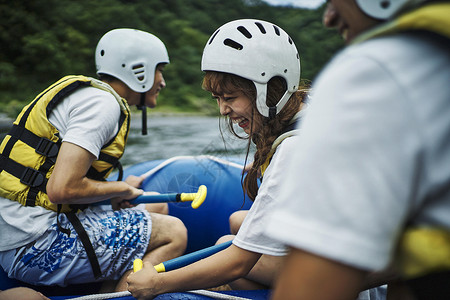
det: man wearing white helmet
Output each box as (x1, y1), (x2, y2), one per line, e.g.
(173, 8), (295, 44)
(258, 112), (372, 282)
(0, 28), (187, 292)
(266, 0), (450, 299)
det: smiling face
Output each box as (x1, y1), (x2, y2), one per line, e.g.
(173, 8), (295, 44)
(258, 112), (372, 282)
(323, 0), (381, 43)
(203, 71), (264, 136)
(213, 90), (260, 135)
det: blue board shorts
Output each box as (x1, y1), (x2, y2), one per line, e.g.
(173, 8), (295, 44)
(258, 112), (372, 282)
(0, 205), (151, 287)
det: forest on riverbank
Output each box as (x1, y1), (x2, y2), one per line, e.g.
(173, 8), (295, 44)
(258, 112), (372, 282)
(0, 0), (343, 117)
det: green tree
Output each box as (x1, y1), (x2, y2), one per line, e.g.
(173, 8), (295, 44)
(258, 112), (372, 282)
(0, 0), (343, 117)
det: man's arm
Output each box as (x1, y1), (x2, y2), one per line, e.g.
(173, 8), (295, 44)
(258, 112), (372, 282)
(271, 247), (367, 300)
(47, 141), (142, 205)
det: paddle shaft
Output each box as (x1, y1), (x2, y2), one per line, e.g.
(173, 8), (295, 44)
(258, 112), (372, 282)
(94, 193), (180, 206)
(154, 240), (233, 272)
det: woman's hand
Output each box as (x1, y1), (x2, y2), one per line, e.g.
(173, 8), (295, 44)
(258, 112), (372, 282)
(127, 260), (161, 300)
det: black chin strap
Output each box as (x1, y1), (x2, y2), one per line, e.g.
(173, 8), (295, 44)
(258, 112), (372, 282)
(137, 93), (147, 135)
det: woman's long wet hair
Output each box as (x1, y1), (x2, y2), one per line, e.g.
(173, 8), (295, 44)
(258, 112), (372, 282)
(203, 71), (309, 201)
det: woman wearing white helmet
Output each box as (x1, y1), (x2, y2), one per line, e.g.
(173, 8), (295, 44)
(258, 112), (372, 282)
(267, 0), (450, 299)
(127, 19), (309, 298)
(0, 28), (187, 293)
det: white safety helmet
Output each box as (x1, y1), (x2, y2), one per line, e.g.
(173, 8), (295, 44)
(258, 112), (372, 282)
(201, 19), (300, 118)
(356, 0), (427, 20)
(95, 28), (169, 93)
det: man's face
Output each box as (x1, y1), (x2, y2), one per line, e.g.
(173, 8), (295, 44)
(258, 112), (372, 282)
(145, 64), (167, 108)
(323, 0), (381, 43)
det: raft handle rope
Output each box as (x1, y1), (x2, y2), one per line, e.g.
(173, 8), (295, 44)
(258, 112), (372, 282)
(67, 241), (250, 300)
(66, 290), (251, 300)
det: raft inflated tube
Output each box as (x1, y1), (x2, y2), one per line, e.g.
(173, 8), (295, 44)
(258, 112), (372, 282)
(94, 185), (207, 209)
(153, 240), (233, 273)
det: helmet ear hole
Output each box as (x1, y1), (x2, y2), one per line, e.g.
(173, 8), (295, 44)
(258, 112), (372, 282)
(132, 64), (146, 82)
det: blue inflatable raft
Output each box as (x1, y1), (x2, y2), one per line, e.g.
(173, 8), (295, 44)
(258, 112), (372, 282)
(0, 155), (270, 300)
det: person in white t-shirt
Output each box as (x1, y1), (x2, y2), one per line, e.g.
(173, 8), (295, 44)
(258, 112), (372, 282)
(266, 1), (450, 299)
(126, 19), (309, 298)
(0, 28), (187, 292)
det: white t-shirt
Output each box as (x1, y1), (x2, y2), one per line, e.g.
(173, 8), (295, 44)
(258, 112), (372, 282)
(266, 32), (450, 271)
(233, 136), (300, 256)
(0, 86), (120, 251)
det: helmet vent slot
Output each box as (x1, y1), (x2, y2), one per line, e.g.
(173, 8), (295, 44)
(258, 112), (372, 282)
(380, 1), (390, 9)
(288, 37), (293, 44)
(209, 29), (220, 44)
(224, 39), (243, 50)
(255, 22), (266, 34)
(273, 26), (280, 36)
(132, 63), (145, 81)
(237, 26), (252, 39)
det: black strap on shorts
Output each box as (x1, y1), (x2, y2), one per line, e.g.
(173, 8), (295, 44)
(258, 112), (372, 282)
(64, 210), (102, 279)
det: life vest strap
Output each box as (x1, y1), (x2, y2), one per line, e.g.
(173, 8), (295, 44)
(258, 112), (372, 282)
(9, 124), (60, 159)
(0, 155), (47, 193)
(88, 152), (124, 182)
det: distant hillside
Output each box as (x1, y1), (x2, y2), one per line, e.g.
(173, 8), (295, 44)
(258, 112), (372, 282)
(0, 0), (343, 116)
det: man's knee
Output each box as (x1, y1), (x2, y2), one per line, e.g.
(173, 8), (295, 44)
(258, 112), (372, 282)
(168, 216), (188, 245)
(151, 214), (188, 249)
(145, 203), (168, 215)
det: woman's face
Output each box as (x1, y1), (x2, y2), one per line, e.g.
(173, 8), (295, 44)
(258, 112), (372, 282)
(213, 90), (261, 135)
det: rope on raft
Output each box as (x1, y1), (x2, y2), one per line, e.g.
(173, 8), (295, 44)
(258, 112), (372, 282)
(67, 289), (252, 300)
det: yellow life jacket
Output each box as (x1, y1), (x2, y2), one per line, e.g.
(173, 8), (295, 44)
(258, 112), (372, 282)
(352, 2), (450, 44)
(0, 75), (130, 213)
(352, 3), (450, 282)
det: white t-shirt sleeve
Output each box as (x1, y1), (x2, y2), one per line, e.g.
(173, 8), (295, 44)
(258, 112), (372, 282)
(49, 86), (120, 159)
(266, 45), (419, 270)
(233, 138), (299, 256)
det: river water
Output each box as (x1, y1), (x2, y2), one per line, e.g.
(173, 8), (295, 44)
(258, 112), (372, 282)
(0, 114), (253, 168)
(123, 114), (253, 167)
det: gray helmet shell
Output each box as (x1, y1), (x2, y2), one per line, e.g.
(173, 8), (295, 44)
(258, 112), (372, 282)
(95, 28), (169, 93)
(356, 0), (426, 19)
(201, 19), (300, 117)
